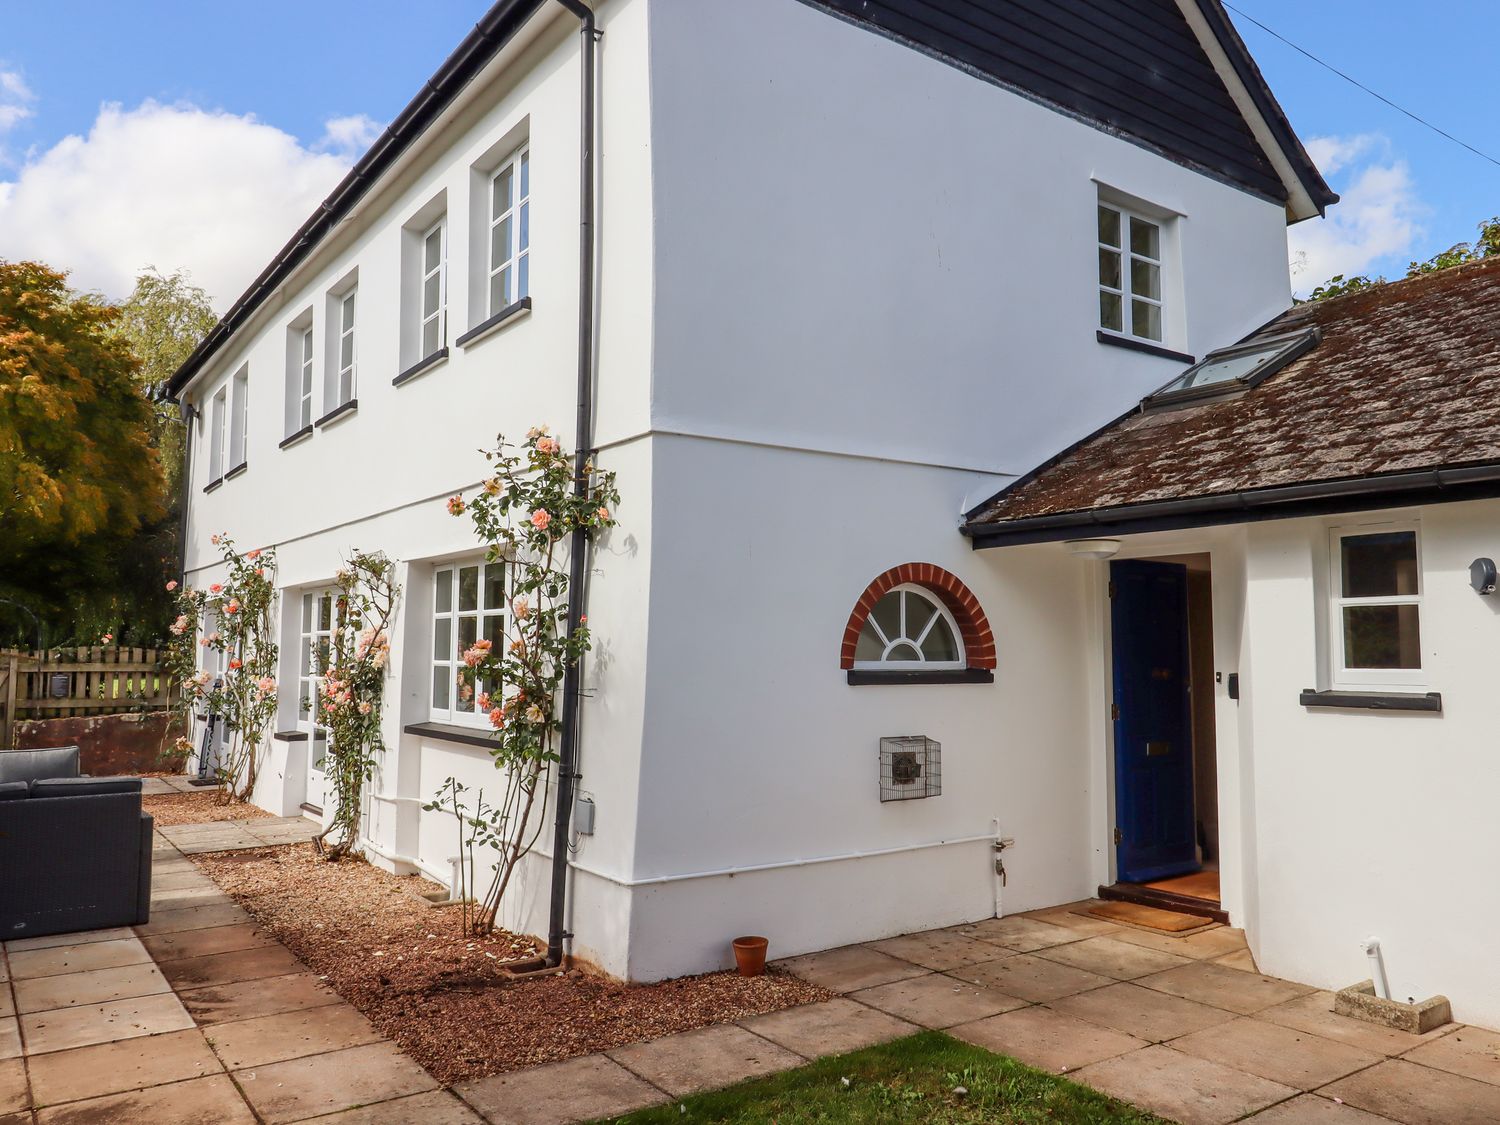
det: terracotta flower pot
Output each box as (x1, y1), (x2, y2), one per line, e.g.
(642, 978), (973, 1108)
(732, 935), (769, 977)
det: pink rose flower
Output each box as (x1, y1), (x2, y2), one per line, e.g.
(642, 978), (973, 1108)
(596, 506), (610, 522)
(536, 436), (559, 456)
(228, 658), (242, 671)
(488, 707), (506, 729)
(224, 600), (240, 615)
(166, 580), (178, 592)
(462, 639), (493, 667)
(446, 495), (466, 516)
(209, 583), (223, 594)
(100, 632), (113, 643)
(246, 549), (261, 560)
(530, 509), (552, 531)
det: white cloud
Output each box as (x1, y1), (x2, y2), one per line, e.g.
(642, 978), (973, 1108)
(0, 101), (363, 310)
(0, 68), (37, 148)
(1290, 134), (1425, 293)
(317, 113), (382, 159)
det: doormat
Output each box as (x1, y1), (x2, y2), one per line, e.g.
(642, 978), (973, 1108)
(1086, 901), (1208, 932)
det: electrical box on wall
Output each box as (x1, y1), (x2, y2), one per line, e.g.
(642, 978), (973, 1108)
(879, 736), (941, 802)
(573, 795), (596, 836)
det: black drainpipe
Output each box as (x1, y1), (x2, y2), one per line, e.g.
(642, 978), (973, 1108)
(547, 0), (598, 969)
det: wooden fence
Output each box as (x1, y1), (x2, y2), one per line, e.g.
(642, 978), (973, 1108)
(0, 647), (177, 750)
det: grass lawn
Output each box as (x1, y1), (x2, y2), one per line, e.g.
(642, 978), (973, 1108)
(601, 1031), (1169, 1124)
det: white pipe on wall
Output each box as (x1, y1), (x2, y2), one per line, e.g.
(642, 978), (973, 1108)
(1364, 938), (1391, 1000)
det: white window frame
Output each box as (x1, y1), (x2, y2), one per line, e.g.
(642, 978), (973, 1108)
(335, 288), (357, 405)
(229, 368), (249, 469)
(1328, 521), (1424, 690)
(487, 145), (530, 316)
(429, 560), (508, 727)
(298, 588), (337, 800)
(852, 583), (966, 671)
(1098, 202), (1164, 344)
(208, 386), (228, 482)
(298, 327), (315, 428)
(420, 219), (447, 360)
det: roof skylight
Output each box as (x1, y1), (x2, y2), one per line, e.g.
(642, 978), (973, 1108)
(1144, 327), (1321, 410)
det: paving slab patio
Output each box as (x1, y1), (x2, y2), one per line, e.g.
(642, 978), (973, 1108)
(1071, 1043), (1297, 1125)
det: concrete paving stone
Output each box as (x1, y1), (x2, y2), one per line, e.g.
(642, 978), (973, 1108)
(1047, 981), (1237, 1043)
(313, 1090), (486, 1124)
(20, 993), (193, 1054)
(0, 1113), (30, 1125)
(1214, 948), (1259, 973)
(607, 1023), (804, 1099)
(26, 1027), (221, 1107)
(177, 972), (342, 1026)
(151, 871), (221, 891)
(1137, 961), (1315, 1015)
(1258, 990), (1455, 1055)
(233, 1040), (436, 1124)
(157, 943), (304, 991)
(457, 1053), (667, 1125)
(849, 972), (1026, 1029)
(774, 945), (929, 994)
(739, 997), (915, 1055)
(1172, 1016), (1381, 1089)
(950, 952), (1113, 1003)
(1401, 1025), (1500, 1086)
(175, 841), (263, 856)
(1033, 935), (1193, 981)
(0, 954), (7, 982)
(33, 1073), (256, 1124)
(138, 778), (175, 795)
(865, 928), (1010, 972)
(141, 923), (277, 964)
(0, 1059), (22, 1116)
(1020, 903), (1127, 936)
(1112, 925), (1251, 961)
(952, 1005), (1146, 1073)
(3, 929), (135, 954)
(150, 885), (236, 910)
(0, 1019), (18, 1061)
(961, 915), (1084, 953)
(0, 993), (10, 1021)
(1071, 1044), (1296, 1125)
(5, 939), (152, 981)
(12, 961), (170, 1015)
(1240, 1093), (1396, 1123)
(1322, 1057), (1500, 1125)
(134, 902), (253, 935)
(205, 1003), (381, 1069)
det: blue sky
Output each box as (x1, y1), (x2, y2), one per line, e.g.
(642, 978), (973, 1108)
(0, 1), (1495, 304)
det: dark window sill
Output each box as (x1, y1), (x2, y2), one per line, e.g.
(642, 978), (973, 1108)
(272, 729), (309, 742)
(225, 461), (248, 480)
(316, 399), (358, 428)
(279, 424), (314, 449)
(393, 347), (449, 387)
(403, 721), (495, 749)
(300, 802), (323, 816)
(847, 668), (995, 686)
(1097, 330), (1194, 364)
(203, 477), (223, 494)
(456, 297), (532, 349)
(1299, 689), (1442, 713)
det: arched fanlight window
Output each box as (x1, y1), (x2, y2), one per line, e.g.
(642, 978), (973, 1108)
(853, 584), (964, 669)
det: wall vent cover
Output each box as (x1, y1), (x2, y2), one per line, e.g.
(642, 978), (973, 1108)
(879, 735), (941, 802)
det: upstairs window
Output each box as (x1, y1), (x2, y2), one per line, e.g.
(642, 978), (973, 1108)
(1098, 203), (1163, 343)
(229, 367), (249, 469)
(854, 585), (964, 670)
(335, 288), (357, 405)
(1331, 525), (1423, 688)
(208, 386), (228, 482)
(297, 327), (315, 428)
(420, 220), (447, 360)
(488, 146), (530, 315)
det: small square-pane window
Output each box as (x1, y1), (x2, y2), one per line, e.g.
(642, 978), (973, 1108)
(435, 570), (453, 612)
(458, 566), (479, 612)
(433, 617), (451, 661)
(1100, 291), (1123, 332)
(432, 666), (451, 710)
(1341, 531), (1418, 598)
(1099, 248), (1121, 289)
(483, 565), (506, 610)
(1343, 604), (1421, 669)
(1098, 205), (1121, 247)
(1132, 300), (1162, 341)
(1131, 258), (1161, 301)
(424, 228), (442, 273)
(1130, 217), (1160, 259)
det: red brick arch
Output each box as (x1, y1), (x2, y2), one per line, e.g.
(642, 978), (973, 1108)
(839, 563), (996, 670)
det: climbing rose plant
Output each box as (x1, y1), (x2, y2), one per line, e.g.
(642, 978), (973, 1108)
(163, 534), (278, 803)
(428, 426), (619, 936)
(312, 551), (400, 861)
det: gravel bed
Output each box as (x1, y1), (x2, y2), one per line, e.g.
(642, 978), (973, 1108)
(191, 845), (830, 1084)
(143, 791), (276, 826)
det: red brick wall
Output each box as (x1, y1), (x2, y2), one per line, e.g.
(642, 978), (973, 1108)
(840, 562), (997, 670)
(15, 710), (187, 776)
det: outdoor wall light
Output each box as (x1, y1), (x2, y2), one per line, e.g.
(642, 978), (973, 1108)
(1064, 538), (1123, 560)
(1470, 557), (1496, 595)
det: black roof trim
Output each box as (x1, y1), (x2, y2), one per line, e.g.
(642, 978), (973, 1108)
(964, 461), (1500, 547)
(1190, 0), (1338, 215)
(166, 0), (546, 398)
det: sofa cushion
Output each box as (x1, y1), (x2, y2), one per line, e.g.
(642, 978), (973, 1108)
(0, 781), (28, 801)
(0, 745), (81, 785)
(29, 776), (142, 799)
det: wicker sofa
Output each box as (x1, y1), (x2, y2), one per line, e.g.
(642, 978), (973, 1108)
(0, 745), (153, 940)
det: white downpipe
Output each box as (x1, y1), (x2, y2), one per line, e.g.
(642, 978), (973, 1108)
(1364, 938), (1391, 1000)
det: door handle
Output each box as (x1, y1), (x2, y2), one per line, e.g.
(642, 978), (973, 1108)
(1145, 741), (1171, 757)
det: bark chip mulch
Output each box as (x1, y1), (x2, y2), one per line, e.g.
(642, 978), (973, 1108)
(191, 844), (832, 1085)
(143, 790), (276, 827)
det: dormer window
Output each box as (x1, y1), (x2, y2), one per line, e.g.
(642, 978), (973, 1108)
(1098, 203), (1163, 343)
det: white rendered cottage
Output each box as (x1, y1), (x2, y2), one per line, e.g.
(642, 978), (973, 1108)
(182, 0), (1500, 1023)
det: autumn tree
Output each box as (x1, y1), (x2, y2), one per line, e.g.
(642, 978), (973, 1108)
(0, 260), (167, 644)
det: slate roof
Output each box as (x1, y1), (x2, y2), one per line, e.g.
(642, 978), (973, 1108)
(964, 256), (1500, 543)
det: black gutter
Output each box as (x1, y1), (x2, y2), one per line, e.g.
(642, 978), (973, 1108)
(164, 0), (546, 400)
(546, 0), (598, 970)
(965, 462), (1500, 548)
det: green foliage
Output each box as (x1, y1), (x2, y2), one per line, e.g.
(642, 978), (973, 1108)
(1303, 273), (1381, 302)
(432, 426), (619, 935)
(0, 260), (168, 646)
(605, 1031), (1168, 1124)
(1304, 216), (1500, 302)
(313, 551), (399, 861)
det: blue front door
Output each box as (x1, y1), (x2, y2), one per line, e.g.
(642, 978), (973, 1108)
(1110, 559), (1199, 883)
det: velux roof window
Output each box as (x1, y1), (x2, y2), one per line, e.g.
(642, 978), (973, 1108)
(1143, 327), (1320, 410)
